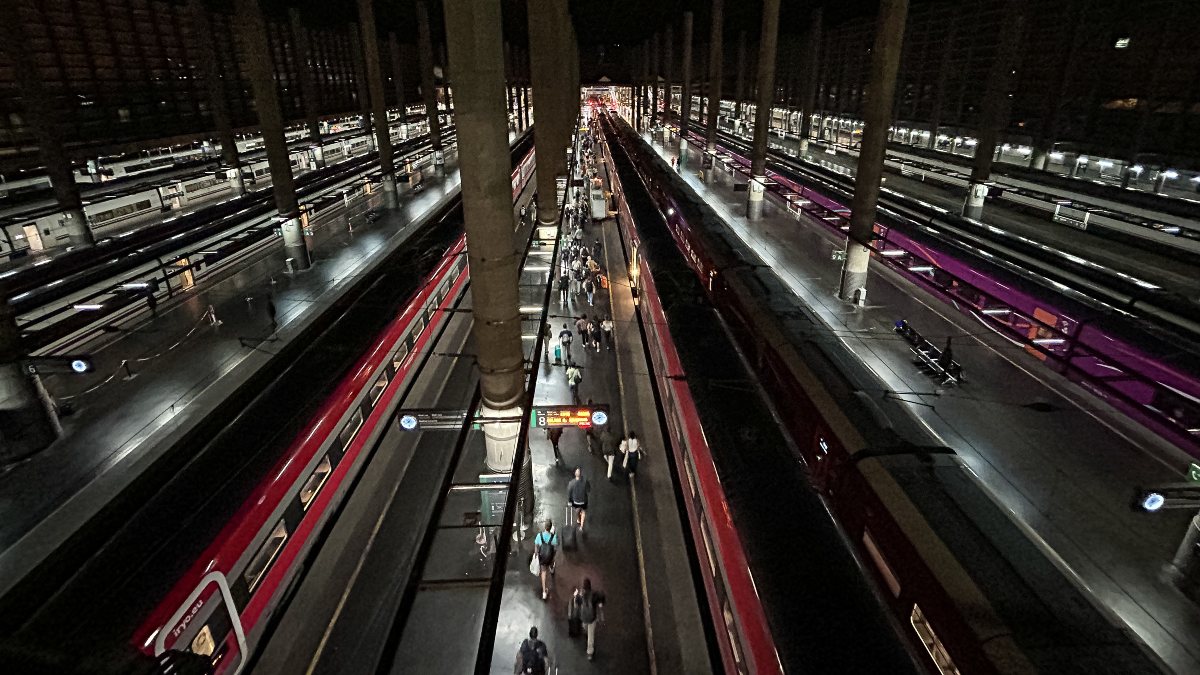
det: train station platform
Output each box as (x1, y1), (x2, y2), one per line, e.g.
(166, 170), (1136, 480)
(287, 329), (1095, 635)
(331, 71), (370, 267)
(628, 123), (1200, 673)
(0, 139), (472, 601)
(764, 131), (1200, 298)
(250, 127), (705, 674)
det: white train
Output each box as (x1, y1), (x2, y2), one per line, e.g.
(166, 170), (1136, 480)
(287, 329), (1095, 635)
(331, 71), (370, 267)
(0, 112), (446, 263)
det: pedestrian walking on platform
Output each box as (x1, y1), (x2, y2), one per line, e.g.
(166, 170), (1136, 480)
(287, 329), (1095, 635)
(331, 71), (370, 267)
(547, 426), (564, 466)
(567, 467), (591, 533)
(542, 321), (552, 362)
(621, 431), (642, 479)
(515, 626), (550, 674)
(601, 315), (614, 351)
(558, 272), (570, 306)
(570, 579), (606, 660)
(589, 321), (602, 353)
(575, 315), (590, 347)
(558, 324), (574, 363)
(533, 521), (558, 601)
(584, 277), (596, 306)
(566, 365), (583, 404)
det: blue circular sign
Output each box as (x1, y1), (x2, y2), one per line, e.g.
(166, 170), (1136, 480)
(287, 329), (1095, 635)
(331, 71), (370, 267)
(399, 414), (419, 431)
(70, 359), (90, 373)
(590, 410), (608, 426)
(1141, 492), (1166, 512)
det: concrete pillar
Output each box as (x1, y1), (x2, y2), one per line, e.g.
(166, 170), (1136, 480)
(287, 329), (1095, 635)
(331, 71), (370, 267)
(798, 8), (822, 157)
(348, 25), (375, 154)
(236, 0), (310, 271)
(650, 32), (661, 128)
(390, 33), (407, 138)
(0, 1), (93, 247)
(680, 12), (694, 151)
(735, 30), (747, 121)
(747, 0), (780, 220)
(664, 25), (675, 119)
(528, 0), (574, 227)
(962, 0), (1023, 220)
(442, 0), (526, 473)
(189, 0), (243, 191)
(837, 0), (908, 303)
(416, 0), (444, 166)
(641, 41), (651, 131)
(290, 9), (323, 148)
(703, 0), (725, 171)
(358, 0), (398, 209)
(0, 302), (61, 463)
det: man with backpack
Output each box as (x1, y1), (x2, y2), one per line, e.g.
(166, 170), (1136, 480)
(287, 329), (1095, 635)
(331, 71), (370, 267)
(558, 324), (573, 363)
(565, 364), (583, 405)
(515, 626), (550, 674)
(533, 520), (558, 601)
(570, 579), (606, 660)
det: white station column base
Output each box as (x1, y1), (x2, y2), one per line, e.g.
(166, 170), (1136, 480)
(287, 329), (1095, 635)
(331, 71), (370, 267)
(837, 241), (871, 305)
(962, 182), (987, 220)
(280, 214), (311, 271)
(382, 173), (398, 209)
(62, 208), (95, 247)
(226, 167), (246, 195)
(0, 361), (62, 463)
(481, 403), (523, 473)
(747, 175), (766, 219)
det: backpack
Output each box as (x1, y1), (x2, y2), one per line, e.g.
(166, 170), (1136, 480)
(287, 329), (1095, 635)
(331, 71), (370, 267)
(560, 331), (572, 345)
(536, 533), (556, 565)
(519, 639), (547, 675)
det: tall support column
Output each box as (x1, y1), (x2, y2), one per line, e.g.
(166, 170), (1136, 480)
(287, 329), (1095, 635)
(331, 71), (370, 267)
(679, 12), (694, 151)
(348, 25), (375, 153)
(664, 25), (675, 118)
(962, 1), (1023, 220)
(641, 41), (651, 131)
(416, 0), (444, 166)
(0, 298), (61, 462)
(734, 30), (747, 122)
(926, 6), (959, 150)
(528, 0), (573, 228)
(650, 32), (661, 128)
(358, 0), (398, 208)
(0, 1), (93, 247)
(389, 33), (408, 138)
(798, 8), (822, 156)
(290, 8), (323, 148)
(837, 0), (908, 303)
(703, 0), (725, 173)
(188, 0), (243, 194)
(443, 0), (526, 473)
(747, 0), (781, 220)
(236, 0), (310, 271)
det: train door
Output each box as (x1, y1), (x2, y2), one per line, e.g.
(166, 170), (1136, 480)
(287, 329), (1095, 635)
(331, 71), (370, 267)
(23, 224), (44, 252)
(155, 571), (247, 675)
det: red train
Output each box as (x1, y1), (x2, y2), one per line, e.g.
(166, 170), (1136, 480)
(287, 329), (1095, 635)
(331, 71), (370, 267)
(134, 150), (536, 674)
(602, 111), (1162, 674)
(600, 115), (784, 675)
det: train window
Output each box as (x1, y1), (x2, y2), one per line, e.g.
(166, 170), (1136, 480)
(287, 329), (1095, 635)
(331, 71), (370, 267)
(190, 625), (216, 657)
(910, 604), (961, 675)
(862, 529), (901, 597)
(413, 315), (425, 336)
(369, 372), (389, 407)
(299, 455), (333, 511)
(393, 341), (410, 372)
(244, 520), (288, 592)
(339, 409), (364, 452)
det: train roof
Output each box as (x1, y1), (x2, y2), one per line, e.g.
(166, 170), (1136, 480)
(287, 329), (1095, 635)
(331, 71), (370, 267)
(874, 452), (1163, 674)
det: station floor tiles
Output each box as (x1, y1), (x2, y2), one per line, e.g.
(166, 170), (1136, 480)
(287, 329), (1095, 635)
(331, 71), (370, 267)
(637, 128), (1200, 673)
(0, 149), (471, 596)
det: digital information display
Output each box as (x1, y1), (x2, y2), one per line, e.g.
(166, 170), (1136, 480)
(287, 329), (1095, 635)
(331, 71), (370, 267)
(533, 405), (610, 429)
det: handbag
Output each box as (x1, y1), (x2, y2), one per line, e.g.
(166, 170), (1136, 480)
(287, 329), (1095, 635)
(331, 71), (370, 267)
(529, 551), (540, 576)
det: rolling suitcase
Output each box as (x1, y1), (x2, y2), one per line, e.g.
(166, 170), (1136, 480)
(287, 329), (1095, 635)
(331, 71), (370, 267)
(554, 344), (562, 365)
(561, 505), (578, 551)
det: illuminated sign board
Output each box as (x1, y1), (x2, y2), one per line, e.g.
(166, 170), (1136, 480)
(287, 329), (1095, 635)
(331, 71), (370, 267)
(533, 405), (610, 429)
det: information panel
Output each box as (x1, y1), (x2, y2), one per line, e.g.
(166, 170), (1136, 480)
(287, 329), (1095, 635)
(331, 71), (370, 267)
(533, 404), (609, 429)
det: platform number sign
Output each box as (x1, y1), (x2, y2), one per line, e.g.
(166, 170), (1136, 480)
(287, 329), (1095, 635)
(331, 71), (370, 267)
(533, 404), (610, 429)
(1188, 463), (1200, 483)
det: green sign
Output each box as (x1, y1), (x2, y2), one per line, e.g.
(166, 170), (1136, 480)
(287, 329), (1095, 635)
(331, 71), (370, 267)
(1188, 463), (1200, 483)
